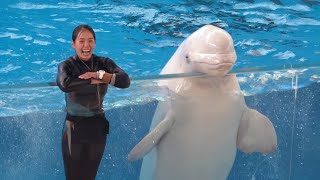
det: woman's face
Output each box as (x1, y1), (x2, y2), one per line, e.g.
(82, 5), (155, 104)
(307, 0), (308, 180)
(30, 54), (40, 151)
(72, 29), (96, 61)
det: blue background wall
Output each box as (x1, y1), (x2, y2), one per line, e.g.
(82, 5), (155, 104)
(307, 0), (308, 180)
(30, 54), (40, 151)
(0, 82), (319, 180)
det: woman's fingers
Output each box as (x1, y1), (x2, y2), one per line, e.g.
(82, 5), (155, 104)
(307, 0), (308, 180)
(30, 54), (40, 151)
(79, 72), (96, 79)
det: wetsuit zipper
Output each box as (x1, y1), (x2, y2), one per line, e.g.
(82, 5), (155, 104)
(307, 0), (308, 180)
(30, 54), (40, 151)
(97, 84), (101, 110)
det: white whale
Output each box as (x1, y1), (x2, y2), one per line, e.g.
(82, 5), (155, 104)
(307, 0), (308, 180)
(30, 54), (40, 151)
(128, 25), (277, 180)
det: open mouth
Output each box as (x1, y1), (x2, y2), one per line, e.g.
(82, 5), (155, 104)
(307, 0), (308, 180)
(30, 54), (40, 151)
(82, 49), (91, 56)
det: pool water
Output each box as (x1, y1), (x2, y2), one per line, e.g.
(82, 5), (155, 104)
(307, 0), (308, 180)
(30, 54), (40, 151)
(1, 0), (320, 116)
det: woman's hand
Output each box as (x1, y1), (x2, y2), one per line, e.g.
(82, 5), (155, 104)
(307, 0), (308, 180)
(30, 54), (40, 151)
(78, 72), (97, 79)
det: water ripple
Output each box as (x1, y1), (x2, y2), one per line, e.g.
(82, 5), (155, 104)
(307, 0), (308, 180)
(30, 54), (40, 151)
(0, 32), (32, 41)
(234, 2), (311, 11)
(10, 2), (95, 10)
(33, 39), (51, 46)
(0, 50), (21, 56)
(0, 64), (22, 73)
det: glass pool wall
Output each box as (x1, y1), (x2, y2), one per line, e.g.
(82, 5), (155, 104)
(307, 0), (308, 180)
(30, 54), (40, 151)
(0, 67), (320, 180)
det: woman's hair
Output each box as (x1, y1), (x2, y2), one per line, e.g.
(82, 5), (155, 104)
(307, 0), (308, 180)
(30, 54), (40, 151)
(72, 24), (96, 42)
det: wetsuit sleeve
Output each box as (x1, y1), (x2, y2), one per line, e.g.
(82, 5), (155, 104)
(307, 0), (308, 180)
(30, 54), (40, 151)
(104, 58), (130, 89)
(56, 61), (91, 92)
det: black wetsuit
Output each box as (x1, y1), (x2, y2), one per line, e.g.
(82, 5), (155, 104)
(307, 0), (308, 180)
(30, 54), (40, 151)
(56, 54), (130, 180)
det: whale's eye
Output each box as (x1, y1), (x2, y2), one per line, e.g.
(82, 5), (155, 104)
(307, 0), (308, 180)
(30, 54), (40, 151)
(185, 55), (190, 64)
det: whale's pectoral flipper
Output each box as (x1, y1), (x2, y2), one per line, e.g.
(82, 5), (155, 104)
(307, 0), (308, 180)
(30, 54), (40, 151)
(237, 107), (277, 154)
(128, 110), (175, 161)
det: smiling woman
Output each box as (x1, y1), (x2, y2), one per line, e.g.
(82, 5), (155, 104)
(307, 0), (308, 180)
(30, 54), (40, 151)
(56, 24), (131, 180)
(72, 25), (96, 61)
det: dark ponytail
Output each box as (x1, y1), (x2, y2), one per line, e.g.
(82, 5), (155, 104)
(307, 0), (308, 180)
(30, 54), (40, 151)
(72, 24), (96, 42)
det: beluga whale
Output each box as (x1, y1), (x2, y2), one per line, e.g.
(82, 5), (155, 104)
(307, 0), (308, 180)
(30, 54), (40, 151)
(128, 25), (277, 180)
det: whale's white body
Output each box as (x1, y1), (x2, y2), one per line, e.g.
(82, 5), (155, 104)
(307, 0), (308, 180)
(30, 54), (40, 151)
(128, 25), (277, 180)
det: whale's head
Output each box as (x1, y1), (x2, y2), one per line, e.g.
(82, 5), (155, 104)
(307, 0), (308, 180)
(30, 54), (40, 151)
(185, 25), (237, 76)
(161, 25), (237, 76)
(159, 25), (238, 93)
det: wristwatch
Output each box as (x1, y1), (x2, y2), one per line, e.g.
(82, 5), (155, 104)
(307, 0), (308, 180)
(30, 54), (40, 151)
(97, 70), (105, 80)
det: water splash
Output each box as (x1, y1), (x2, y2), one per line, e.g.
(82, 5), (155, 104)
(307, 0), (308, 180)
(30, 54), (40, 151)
(288, 73), (299, 180)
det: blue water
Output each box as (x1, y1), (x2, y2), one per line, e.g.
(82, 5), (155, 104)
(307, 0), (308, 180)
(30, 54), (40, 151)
(0, 0), (320, 179)
(1, 0), (320, 116)
(1, 0), (320, 83)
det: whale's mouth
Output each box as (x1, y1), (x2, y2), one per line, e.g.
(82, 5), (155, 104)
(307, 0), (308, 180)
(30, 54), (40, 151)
(196, 61), (234, 69)
(197, 61), (233, 65)
(188, 52), (236, 66)
(194, 61), (234, 75)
